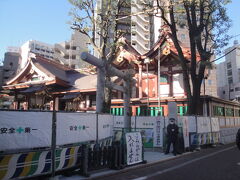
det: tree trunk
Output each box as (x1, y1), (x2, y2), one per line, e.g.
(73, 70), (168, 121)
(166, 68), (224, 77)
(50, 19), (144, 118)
(103, 76), (112, 113)
(188, 78), (202, 115)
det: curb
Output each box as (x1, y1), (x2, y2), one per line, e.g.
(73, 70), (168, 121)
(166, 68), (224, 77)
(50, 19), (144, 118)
(88, 152), (193, 180)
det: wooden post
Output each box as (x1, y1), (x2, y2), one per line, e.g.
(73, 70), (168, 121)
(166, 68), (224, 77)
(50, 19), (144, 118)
(51, 97), (56, 177)
(123, 75), (131, 132)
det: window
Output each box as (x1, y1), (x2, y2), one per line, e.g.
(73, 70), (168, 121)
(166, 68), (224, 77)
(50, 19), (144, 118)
(71, 46), (77, 50)
(223, 90), (225, 94)
(227, 69), (232, 76)
(181, 34), (186, 40)
(65, 45), (70, 49)
(226, 108), (234, 116)
(228, 77), (233, 84)
(213, 106), (225, 116)
(235, 87), (240, 91)
(64, 55), (69, 59)
(227, 62), (232, 69)
(72, 55), (76, 59)
(160, 75), (168, 83)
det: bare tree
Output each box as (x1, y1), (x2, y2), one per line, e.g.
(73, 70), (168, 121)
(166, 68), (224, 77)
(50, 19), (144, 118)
(68, 0), (131, 113)
(150, 0), (231, 115)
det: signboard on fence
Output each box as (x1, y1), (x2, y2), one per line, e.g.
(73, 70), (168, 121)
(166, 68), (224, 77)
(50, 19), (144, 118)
(98, 114), (114, 140)
(219, 118), (226, 127)
(56, 113), (97, 145)
(125, 132), (143, 165)
(0, 111), (52, 151)
(188, 116), (197, 132)
(113, 116), (125, 129)
(211, 117), (220, 132)
(153, 116), (164, 147)
(178, 116), (190, 148)
(196, 117), (211, 133)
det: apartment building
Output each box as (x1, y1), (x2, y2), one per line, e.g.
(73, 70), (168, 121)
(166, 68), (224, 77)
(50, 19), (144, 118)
(20, 40), (54, 68)
(54, 31), (89, 69)
(217, 40), (240, 100)
(1, 47), (21, 85)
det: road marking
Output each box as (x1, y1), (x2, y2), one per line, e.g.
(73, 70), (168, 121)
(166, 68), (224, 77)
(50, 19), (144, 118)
(132, 146), (235, 180)
(133, 177), (148, 180)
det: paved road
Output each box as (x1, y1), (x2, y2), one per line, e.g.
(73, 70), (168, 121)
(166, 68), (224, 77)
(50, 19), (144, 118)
(98, 144), (240, 180)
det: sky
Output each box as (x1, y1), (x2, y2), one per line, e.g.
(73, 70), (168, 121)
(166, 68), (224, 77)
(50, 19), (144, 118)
(0, 0), (240, 64)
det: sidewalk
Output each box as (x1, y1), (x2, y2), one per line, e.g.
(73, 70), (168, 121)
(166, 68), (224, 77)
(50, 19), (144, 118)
(57, 150), (187, 180)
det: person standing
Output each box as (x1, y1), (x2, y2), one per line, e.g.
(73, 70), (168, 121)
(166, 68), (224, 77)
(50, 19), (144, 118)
(165, 118), (179, 156)
(236, 128), (240, 150)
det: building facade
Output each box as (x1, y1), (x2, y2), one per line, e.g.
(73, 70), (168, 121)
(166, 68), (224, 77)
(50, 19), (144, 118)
(54, 31), (89, 69)
(20, 40), (54, 69)
(2, 49), (21, 84)
(217, 40), (240, 100)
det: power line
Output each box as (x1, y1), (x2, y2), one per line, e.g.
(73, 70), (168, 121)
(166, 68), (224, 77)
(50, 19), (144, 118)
(211, 47), (237, 63)
(210, 34), (240, 63)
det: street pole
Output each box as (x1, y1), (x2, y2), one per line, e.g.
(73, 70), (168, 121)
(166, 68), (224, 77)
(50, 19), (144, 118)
(144, 58), (150, 116)
(158, 47), (161, 116)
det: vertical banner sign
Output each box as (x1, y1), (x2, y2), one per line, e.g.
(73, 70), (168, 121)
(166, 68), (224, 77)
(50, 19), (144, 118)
(126, 132), (143, 165)
(211, 117), (220, 132)
(197, 117), (211, 133)
(153, 116), (164, 147)
(179, 116), (190, 148)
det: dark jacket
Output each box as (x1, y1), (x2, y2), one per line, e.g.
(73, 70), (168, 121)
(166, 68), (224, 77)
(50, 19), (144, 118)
(167, 123), (179, 140)
(236, 128), (240, 150)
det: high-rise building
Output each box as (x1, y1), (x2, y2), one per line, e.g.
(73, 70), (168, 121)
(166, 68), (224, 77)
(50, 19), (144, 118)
(217, 40), (240, 100)
(54, 31), (89, 69)
(2, 50), (21, 84)
(20, 40), (54, 68)
(95, 0), (190, 56)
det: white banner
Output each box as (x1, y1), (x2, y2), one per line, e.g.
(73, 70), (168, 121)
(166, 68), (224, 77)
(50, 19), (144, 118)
(211, 117), (220, 132)
(113, 116), (125, 129)
(56, 113), (96, 145)
(197, 117), (211, 133)
(178, 116), (190, 148)
(187, 116), (197, 132)
(126, 132), (143, 165)
(0, 111), (52, 151)
(135, 116), (155, 129)
(225, 118), (230, 127)
(153, 116), (164, 147)
(229, 118), (235, 127)
(236, 118), (240, 126)
(98, 114), (114, 140)
(219, 118), (226, 127)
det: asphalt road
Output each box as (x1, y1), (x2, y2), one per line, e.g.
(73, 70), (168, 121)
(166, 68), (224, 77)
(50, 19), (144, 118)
(98, 144), (240, 180)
